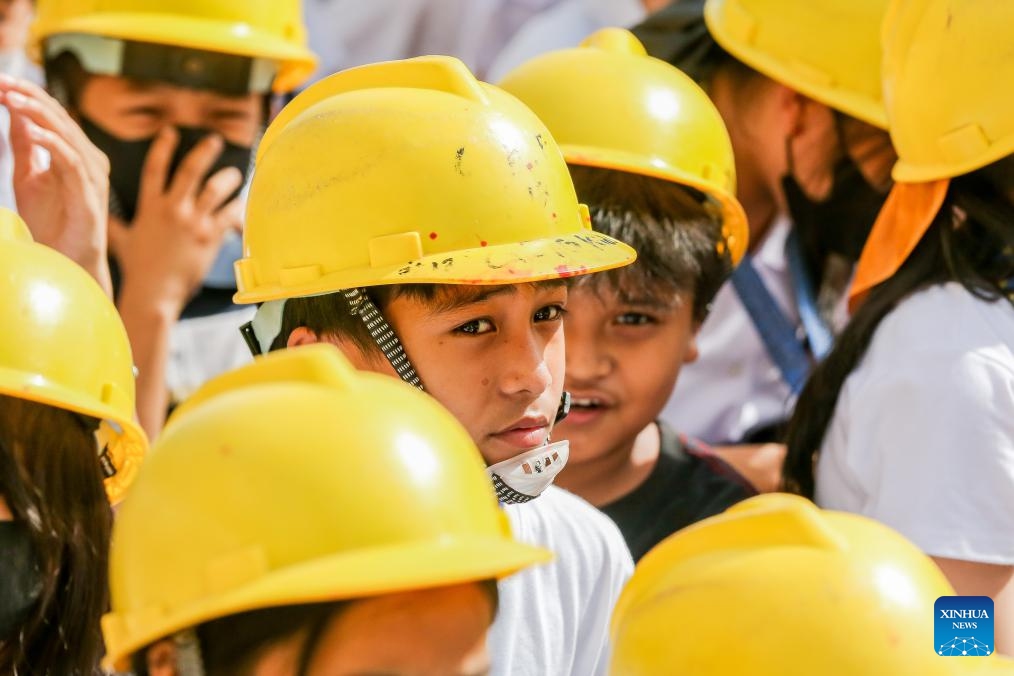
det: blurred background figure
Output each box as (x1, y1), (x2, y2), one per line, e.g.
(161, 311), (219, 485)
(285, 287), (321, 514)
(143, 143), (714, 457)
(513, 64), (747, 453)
(629, 0), (895, 491)
(0, 0), (37, 83)
(489, 0), (671, 81)
(0, 0), (42, 212)
(785, 0), (1014, 653)
(30, 0), (317, 438)
(303, 0), (565, 82)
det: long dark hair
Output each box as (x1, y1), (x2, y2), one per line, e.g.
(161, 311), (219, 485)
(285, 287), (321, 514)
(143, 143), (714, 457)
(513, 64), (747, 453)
(0, 395), (112, 675)
(783, 160), (1014, 497)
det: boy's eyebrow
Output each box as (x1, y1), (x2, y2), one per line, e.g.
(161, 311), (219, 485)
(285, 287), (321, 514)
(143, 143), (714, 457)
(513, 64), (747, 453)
(616, 292), (680, 311)
(431, 286), (518, 313)
(430, 281), (567, 314)
(123, 78), (163, 93)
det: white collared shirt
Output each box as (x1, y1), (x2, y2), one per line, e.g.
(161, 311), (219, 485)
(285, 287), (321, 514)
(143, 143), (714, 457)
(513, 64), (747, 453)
(817, 283), (1014, 564)
(659, 216), (799, 444)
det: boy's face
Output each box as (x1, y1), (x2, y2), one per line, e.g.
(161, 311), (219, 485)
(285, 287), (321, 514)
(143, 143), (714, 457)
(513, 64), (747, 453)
(555, 283), (699, 466)
(0, 0), (32, 51)
(383, 283), (568, 465)
(77, 75), (262, 147)
(144, 583), (493, 676)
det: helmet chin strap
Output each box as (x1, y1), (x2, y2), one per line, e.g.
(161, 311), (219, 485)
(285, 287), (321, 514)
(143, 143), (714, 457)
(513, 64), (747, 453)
(342, 288), (424, 390)
(167, 629), (206, 676)
(555, 390), (572, 424)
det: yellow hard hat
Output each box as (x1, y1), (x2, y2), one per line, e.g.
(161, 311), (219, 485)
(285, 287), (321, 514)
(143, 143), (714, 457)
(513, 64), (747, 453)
(101, 344), (551, 669)
(704, 0), (890, 129)
(31, 0), (317, 92)
(234, 55), (636, 304)
(611, 494), (1014, 675)
(0, 209), (145, 503)
(883, 0), (1014, 182)
(499, 28), (748, 265)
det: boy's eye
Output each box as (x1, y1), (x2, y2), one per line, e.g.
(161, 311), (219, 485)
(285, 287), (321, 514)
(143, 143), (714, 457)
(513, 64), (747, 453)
(616, 312), (656, 326)
(455, 318), (495, 335)
(125, 106), (163, 119)
(534, 304), (566, 322)
(210, 108), (252, 120)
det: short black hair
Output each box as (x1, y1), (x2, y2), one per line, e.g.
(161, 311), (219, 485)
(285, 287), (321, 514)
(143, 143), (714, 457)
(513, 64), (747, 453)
(268, 285), (435, 359)
(568, 165), (732, 323)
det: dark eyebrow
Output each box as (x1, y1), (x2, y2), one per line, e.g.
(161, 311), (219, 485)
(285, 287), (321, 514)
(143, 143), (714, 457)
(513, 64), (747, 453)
(429, 280), (567, 314)
(122, 78), (164, 93)
(430, 286), (518, 313)
(615, 292), (681, 311)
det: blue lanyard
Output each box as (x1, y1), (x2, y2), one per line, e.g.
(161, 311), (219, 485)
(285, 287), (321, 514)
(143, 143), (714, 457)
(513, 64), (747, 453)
(730, 228), (832, 395)
(786, 228), (835, 360)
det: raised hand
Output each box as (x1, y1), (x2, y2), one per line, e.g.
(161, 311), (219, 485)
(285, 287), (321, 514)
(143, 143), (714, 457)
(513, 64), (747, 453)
(109, 125), (243, 317)
(1, 75), (113, 295)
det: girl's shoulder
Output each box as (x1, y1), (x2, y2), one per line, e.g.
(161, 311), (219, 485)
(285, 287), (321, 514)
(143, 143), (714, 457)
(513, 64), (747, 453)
(873, 282), (1014, 364)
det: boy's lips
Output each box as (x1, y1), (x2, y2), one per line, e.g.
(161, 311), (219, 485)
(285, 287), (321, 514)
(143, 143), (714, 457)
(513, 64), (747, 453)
(563, 392), (615, 427)
(491, 415), (550, 450)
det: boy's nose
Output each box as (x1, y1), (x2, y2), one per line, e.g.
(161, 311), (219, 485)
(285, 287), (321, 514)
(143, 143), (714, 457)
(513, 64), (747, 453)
(565, 337), (613, 385)
(498, 332), (554, 397)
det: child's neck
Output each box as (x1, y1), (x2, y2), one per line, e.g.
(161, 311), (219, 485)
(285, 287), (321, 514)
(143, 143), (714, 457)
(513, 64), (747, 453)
(555, 423), (661, 507)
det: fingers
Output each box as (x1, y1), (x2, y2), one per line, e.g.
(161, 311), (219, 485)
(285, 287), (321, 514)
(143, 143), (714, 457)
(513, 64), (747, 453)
(139, 126), (177, 203)
(167, 134), (223, 202)
(0, 77), (105, 171)
(20, 122), (90, 196)
(7, 109), (38, 184)
(195, 166), (242, 215)
(0, 77), (74, 137)
(214, 194), (245, 235)
(107, 215), (129, 259)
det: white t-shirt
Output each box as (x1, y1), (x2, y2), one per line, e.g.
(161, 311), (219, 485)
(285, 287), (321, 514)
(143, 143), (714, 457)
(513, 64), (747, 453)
(487, 0), (646, 82)
(659, 217), (798, 444)
(816, 283), (1014, 564)
(490, 485), (633, 676)
(166, 306), (255, 405)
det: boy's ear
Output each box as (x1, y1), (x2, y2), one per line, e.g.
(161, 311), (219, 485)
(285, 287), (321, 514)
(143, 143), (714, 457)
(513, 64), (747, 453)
(684, 324), (702, 365)
(777, 85), (809, 140)
(288, 327), (389, 373)
(286, 326), (321, 349)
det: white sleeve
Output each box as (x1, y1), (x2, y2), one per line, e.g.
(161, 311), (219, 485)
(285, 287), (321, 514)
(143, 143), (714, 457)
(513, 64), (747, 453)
(848, 350), (1014, 564)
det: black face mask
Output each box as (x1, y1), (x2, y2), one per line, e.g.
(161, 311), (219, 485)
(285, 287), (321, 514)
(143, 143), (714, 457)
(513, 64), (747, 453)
(78, 116), (253, 222)
(782, 153), (888, 280)
(0, 520), (42, 640)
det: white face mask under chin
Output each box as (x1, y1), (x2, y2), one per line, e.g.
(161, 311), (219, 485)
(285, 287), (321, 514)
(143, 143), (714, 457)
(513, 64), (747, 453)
(486, 440), (569, 505)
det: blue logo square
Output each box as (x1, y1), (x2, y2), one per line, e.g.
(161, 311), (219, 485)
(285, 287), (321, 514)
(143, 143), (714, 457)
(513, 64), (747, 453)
(935, 596), (994, 656)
